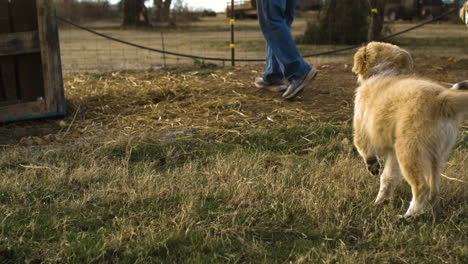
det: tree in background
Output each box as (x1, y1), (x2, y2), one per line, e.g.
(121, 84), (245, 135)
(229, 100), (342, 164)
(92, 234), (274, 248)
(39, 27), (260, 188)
(121, 0), (150, 28)
(299, 0), (388, 45)
(173, 0), (184, 10)
(55, 0), (118, 22)
(170, 0), (201, 24)
(154, 0), (173, 22)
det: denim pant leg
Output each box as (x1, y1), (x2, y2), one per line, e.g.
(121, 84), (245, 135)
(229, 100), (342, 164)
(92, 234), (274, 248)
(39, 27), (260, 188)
(257, 0), (311, 81)
(263, 45), (284, 84)
(262, 9), (293, 84)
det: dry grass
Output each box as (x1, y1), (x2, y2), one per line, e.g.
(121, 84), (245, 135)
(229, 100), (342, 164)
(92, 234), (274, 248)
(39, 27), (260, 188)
(1, 60), (467, 262)
(10, 65), (347, 149)
(1, 17), (468, 262)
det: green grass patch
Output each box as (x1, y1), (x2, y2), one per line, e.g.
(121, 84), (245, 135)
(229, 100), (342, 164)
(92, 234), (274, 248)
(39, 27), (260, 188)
(0, 123), (467, 263)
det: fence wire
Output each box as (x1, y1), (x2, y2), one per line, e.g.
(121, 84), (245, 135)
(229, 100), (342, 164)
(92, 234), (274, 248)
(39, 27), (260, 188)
(56, 2), (461, 72)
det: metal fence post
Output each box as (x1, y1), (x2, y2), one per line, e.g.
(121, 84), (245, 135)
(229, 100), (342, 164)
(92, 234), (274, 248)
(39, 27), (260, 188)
(230, 0), (235, 66)
(160, 31), (167, 67)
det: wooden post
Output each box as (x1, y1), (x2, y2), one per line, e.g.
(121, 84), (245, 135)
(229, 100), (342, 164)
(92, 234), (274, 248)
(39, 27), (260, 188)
(0, 0), (18, 102)
(37, 0), (64, 114)
(0, 0), (65, 122)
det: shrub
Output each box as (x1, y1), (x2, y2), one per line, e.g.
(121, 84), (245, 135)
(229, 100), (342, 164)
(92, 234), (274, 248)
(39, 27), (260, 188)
(54, 0), (120, 23)
(298, 0), (370, 45)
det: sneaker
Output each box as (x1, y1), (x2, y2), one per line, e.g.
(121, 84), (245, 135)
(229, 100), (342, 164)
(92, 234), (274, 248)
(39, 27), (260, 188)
(282, 68), (318, 100)
(254, 77), (288, 92)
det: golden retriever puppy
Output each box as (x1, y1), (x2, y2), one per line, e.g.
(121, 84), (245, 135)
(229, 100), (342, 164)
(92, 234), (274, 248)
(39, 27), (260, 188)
(352, 42), (468, 217)
(461, 1), (468, 26)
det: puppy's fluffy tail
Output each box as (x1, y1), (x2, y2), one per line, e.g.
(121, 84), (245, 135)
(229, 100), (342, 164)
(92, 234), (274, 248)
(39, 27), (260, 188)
(437, 89), (468, 118)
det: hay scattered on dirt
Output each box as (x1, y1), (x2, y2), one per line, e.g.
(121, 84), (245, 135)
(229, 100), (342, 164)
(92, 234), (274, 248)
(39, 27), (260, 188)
(1, 54), (468, 151)
(4, 64), (353, 150)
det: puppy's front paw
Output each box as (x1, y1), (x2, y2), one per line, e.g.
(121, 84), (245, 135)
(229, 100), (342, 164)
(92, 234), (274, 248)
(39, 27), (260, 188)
(366, 157), (381, 176)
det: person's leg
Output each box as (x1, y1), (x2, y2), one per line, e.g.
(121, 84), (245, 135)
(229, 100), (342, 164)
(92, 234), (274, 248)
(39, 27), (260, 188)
(263, 0), (294, 84)
(255, 45), (287, 92)
(257, 0), (311, 81)
(257, 0), (284, 84)
(285, 0), (295, 27)
(262, 44), (285, 84)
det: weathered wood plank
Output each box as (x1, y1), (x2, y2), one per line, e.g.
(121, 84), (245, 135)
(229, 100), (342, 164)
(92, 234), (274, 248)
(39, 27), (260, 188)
(0, 0), (8, 100)
(0, 31), (40, 56)
(0, 100), (47, 121)
(37, 0), (64, 113)
(0, 62), (18, 102)
(0, 65), (4, 100)
(0, 63), (5, 100)
(0, 0), (18, 102)
(11, 0), (44, 101)
(0, 99), (21, 108)
(0, 0), (65, 121)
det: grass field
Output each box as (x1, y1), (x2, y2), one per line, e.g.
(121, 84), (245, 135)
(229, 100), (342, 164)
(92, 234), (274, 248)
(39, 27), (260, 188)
(1, 13), (468, 264)
(1, 61), (468, 263)
(1, 123), (467, 263)
(58, 15), (468, 72)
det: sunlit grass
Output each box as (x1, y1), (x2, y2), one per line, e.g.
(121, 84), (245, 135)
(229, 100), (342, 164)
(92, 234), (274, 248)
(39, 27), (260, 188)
(1, 124), (466, 263)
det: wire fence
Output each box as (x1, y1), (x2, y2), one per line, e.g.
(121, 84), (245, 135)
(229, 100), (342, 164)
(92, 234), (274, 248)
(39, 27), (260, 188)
(56, 1), (465, 73)
(58, 19), (240, 71)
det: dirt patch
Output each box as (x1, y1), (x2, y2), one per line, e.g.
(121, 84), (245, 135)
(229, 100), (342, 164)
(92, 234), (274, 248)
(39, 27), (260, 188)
(1, 53), (467, 147)
(230, 52), (468, 120)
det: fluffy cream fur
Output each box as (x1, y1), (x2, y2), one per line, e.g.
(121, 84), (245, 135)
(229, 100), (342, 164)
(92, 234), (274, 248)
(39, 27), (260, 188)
(461, 1), (468, 26)
(352, 42), (468, 217)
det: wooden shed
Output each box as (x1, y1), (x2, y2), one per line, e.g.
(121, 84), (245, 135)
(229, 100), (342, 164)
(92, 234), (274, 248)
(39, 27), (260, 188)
(0, 0), (65, 122)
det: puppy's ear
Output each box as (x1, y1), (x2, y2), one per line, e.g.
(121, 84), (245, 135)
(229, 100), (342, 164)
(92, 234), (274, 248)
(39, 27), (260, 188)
(352, 46), (367, 75)
(398, 49), (414, 73)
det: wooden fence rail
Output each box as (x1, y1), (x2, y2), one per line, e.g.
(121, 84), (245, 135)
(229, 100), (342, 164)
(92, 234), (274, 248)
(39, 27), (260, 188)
(0, 0), (65, 122)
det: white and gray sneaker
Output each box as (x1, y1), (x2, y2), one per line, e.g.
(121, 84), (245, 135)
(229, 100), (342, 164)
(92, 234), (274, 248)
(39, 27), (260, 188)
(254, 77), (288, 92)
(451, 80), (468, 90)
(282, 68), (318, 100)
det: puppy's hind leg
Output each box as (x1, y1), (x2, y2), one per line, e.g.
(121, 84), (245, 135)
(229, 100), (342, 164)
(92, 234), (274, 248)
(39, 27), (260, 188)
(366, 156), (381, 176)
(375, 151), (402, 205)
(429, 162), (441, 202)
(354, 128), (380, 176)
(428, 123), (458, 203)
(396, 144), (430, 217)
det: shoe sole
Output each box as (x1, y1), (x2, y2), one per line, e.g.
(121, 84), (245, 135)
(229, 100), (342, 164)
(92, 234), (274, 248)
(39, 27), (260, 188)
(282, 69), (318, 99)
(255, 82), (288, 92)
(254, 82), (264, 89)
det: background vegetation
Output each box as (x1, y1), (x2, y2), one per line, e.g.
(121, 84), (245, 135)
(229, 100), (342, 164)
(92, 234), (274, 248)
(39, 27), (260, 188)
(299, 0), (391, 44)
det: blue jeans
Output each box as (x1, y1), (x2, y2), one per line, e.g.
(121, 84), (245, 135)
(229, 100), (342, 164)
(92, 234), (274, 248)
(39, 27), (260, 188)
(256, 0), (312, 83)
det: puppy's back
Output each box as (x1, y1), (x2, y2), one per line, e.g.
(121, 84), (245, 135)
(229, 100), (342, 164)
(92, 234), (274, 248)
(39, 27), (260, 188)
(356, 76), (450, 150)
(357, 76), (444, 120)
